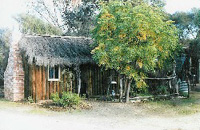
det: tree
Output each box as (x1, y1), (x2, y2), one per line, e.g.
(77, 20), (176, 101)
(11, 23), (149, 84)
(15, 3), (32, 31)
(15, 14), (63, 35)
(170, 8), (200, 42)
(27, 0), (68, 29)
(171, 11), (196, 45)
(27, 0), (166, 37)
(148, 0), (166, 8)
(92, 1), (179, 102)
(0, 29), (11, 81)
(192, 8), (200, 39)
(130, 0), (166, 8)
(62, 0), (165, 36)
(63, 0), (98, 36)
(28, 0), (98, 36)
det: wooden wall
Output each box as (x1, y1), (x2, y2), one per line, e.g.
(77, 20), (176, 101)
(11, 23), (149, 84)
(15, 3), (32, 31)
(80, 64), (121, 96)
(24, 63), (121, 102)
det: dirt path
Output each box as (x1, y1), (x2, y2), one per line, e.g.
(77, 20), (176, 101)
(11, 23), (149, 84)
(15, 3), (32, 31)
(0, 101), (200, 130)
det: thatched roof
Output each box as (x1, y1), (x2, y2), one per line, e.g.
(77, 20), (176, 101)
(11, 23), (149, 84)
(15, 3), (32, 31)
(19, 35), (94, 66)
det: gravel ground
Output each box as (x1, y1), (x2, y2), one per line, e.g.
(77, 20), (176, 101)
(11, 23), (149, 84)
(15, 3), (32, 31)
(0, 101), (200, 130)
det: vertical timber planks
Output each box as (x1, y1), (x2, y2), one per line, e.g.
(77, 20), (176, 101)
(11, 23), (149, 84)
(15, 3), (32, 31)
(29, 65), (32, 98)
(42, 66), (46, 100)
(28, 64), (124, 101)
(36, 66), (41, 101)
(89, 67), (92, 96)
(32, 65), (36, 102)
(46, 68), (49, 99)
(38, 66), (42, 100)
(54, 81), (56, 93)
(50, 81), (53, 97)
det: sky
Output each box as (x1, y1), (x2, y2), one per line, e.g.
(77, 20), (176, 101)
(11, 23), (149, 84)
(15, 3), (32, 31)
(165, 0), (200, 14)
(0, 0), (200, 30)
(0, 0), (29, 30)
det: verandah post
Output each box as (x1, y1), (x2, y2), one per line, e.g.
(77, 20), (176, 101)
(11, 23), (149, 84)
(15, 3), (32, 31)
(76, 66), (81, 95)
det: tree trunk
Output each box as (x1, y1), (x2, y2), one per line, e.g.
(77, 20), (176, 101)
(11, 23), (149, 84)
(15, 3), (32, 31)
(119, 75), (123, 102)
(124, 79), (128, 97)
(125, 79), (132, 103)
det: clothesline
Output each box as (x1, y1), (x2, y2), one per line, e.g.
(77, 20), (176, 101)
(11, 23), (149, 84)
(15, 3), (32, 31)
(144, 76), (176, 80)
(109, 76), (176, 80)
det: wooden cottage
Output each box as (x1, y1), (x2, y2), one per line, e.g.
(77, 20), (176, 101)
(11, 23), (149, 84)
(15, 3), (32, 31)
(4, 35), (121, 102)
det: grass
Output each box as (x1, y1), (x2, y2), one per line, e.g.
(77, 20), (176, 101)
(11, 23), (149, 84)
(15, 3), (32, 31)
(0, 98), (52, 115)
(1, 92), (200, 117)
(0, 98), (19, 109)
(141, 91), (200, 116)
(0, 98), (91, 116)
(26, 107), (50, 115)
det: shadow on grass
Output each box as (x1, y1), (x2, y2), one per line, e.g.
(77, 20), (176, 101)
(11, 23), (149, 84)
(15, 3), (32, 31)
(142, 91), (200, 116)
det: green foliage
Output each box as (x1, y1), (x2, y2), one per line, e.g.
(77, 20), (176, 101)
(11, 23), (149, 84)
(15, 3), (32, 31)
(92, 1), (179, 88)
(148, 0), (166, 8)
(60, 92), (81, 107)
(0, 29), (11, 80)
(51, 92), (81, 107)
(192, 8), (200, 29)
(171, 8), (200, 44)
(27, 96), (34, 103)
(63, 1), (98, 36)
(171, 11), (196, 43)
(51, 93), (60, 106)
(15, 14), (63, 35)
(113, 0), (166, 8)
(154, 85), (169, 95)
(28, 0), (165, 36)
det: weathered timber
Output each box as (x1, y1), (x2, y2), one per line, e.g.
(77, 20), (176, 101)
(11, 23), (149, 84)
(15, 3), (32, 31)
(45, 68), (49, 99)
(29, 65), (32, 98)
(42, 66), (46, 100)
(32, 65), (36, 102)
(24, 63), (122, 101)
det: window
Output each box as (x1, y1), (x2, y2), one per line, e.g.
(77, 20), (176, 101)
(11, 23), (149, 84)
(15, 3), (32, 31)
(48, 65), (60, 81)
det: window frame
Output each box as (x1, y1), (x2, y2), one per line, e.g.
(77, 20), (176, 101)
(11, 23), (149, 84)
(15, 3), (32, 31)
(48, 65), (60, 81)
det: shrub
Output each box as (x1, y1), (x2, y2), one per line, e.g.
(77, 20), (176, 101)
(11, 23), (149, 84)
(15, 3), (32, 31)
(51, 92), (81, 107)
(27, 96), (34, 103)
(51, 93), (60, 106)
(154, 85), (169, 95)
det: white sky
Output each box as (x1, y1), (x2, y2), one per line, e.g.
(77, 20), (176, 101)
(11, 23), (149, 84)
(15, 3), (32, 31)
(0, 0), (200, 30)
(0, 0), (29, 30)
(165, 0), (200, 14)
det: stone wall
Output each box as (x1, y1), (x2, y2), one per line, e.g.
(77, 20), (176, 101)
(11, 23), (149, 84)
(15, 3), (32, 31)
(4, 38), (24, 101)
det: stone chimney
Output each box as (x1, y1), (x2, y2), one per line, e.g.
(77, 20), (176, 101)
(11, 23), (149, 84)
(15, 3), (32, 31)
(4, 33), (24, 101)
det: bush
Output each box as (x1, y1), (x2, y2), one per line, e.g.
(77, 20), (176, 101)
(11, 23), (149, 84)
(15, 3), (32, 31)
(51, 92), (81, 107)
(51, 93), (60, 106)
(154, 85), (169, 95)
(27, 96), (34, 103)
